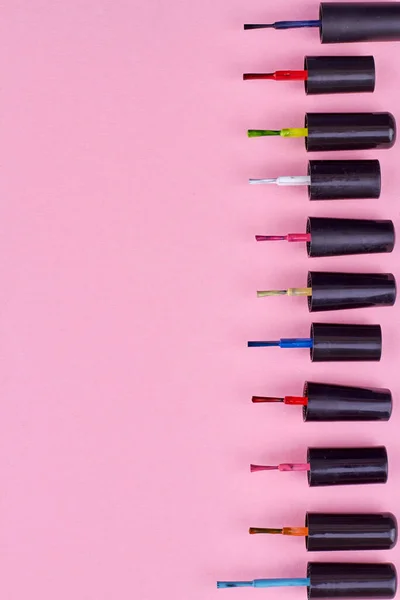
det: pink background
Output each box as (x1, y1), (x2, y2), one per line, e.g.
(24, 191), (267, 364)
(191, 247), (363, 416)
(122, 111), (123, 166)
(0, 0), (399, 598)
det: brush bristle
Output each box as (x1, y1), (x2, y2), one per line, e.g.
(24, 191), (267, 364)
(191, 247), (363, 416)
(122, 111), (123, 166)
(257, 290), (287, 297)
(249, 178), (276, 184)
(247, 341), (279, 347)
(248, 129), (280, 137)
(252, 396), (284, 403)
(244, 23), (274, 30)
(255, 235), (286, 241)
(249, 527), (282, 535)
(250, 464), (278, 472)
(243, 73), (275, 80)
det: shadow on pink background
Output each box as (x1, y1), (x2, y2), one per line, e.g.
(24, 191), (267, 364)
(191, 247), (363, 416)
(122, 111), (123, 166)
(0, 1), (399, 598)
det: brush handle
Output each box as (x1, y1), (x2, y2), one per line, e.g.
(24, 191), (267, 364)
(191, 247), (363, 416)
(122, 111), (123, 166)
(277, 176), (311, 186)
(274, 20), (320, 30)
(285, 396), (308, 405)
(280, 338), (313, 349)
(275, 70), (308, 81)
(287, 233), (311, 242)
(253, 578), (310, 587)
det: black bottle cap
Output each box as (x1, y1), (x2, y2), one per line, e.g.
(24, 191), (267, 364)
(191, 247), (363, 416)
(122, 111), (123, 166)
(305, 112), (396, 152)
(307, 271), (396, 312)
(305, 513), (397, 551)
(305, 56), (375, 95)
(307, 217), (395, 258)
(308, 160), (381, 201)
(303, 381), (392, 422)
(310, 323), (382, 362)
(320, 2), (400, 44)
(308, 562), (396, 598)
(307, 446), (388, 487)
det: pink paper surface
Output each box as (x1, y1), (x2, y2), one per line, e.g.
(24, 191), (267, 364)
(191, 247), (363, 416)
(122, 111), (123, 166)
(0, 1), (399, 599)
